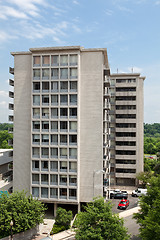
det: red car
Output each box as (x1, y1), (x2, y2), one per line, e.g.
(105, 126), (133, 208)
(117, 199), (129, 210)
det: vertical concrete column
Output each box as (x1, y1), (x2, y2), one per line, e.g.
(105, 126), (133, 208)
(54, 203), (57, 217)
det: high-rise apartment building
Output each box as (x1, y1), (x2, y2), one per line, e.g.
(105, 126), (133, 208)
(9, 46), (144, 213)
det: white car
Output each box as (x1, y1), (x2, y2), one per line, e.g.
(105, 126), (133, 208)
(132, 188), (147, 197)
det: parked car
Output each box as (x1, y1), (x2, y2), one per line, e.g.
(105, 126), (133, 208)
(117, 199), (130, 210)
(132, 188), (147, 197)
(110, 190), (128, 199)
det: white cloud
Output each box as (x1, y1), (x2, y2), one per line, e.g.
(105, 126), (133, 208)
(0, 6), (29, 20)
(73, 0), (79, 4)
(105, 9), (114, 16)
(155, 0), (160, 5)
(0, 91), (8, 97)
(0, 101), (8, 108)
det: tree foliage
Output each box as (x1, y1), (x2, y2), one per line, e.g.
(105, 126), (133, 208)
(0, 191), (46, 238)
(144, 123), (160, 138)
(0, 130), (13, 149)
(134, 175), (160, 240)
(0, 123), (13, 131)
(74, 197), (130, 240)
(51, 207), (72, 234)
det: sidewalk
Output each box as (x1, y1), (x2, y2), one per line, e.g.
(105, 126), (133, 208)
(119, 206), (140, 218)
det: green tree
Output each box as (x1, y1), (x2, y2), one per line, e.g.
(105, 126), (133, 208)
(74, 197), (130, 240)
(134, 175), (160, 240)
(136, 171), (154, 188)
(51, 207), (72, 234)
(0, 191), (46, 238)
(0, 130), (13, 149)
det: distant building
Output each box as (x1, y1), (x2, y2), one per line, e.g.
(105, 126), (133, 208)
(9, 46), (145, 214)
(0, 149), (13, 180)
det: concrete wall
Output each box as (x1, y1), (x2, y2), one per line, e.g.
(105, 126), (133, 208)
(13, 54), (31, 192)
(80, 51), (104, 202)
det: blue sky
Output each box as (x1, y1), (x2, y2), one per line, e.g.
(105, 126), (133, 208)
(0, 0), (160, 123)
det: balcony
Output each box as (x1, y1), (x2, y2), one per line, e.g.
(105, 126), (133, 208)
(8, 127), (13, 133)
(9, 67), (14, 75)
(9, 115), (14, 122)
(103, 103), (111, 110)
(8, 139), (13, 147)
(9, 103), (14, 110)
(9, 91), (14, 98)
(103, 91), (111, 98)
(9, 79), (14, 86)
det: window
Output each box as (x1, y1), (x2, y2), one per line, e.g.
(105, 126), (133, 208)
(69, 189), (77, 200)
(60, 175), (67, 185)
(69, 148), (77, 159)
(51, 95), (58, 105)
(32, 174), (39, 184)
(42, 55), (50, 66)
(60, 55), (68, 66)
(32, 160), (39, 171)
(60, 108), (68, 118)
(60, 135), (67, 145)
(51, 108), (58, 118)
(69, 162), (77, 172)
(50, 161), (58, 171)
(33, 108), (40, 119)
(60, 148), (67, 158)
(116, 168), (136, 173)
(60, 121), (68, 131)
(69, 135), (77, 145)
(51, 121), (58, 132)
(116, 87), (136, 92)
(70, 95), (77, 105)
(69, 121), (77, 132)
(42, 82), (49, 92)
(116, 96), (136, 101)
(41, 187), (48, 198)
(60, 95), (68, 105)
(116, 123), (136, 128)
(70, 81), (77, 92)
(42, 134), (49, 145)
(42, 69), (49, 80)
(116, 159), (136, 164)
(60, 188), (67, 199)
(41, 174), (49, 184)
(33, 82), (40, 92)
(69, 55), (78, 66)
(116, 141), (136, 146)
(60, 161), (67, 172)
(33, 56), (40, 67)
(51, 82), (59, 92)
(42, 95), (49, 105)
(116, 105), (136, 110)
(51, 148), (58, 158)
(116, 132), (136, 137)
(32, 187), (39, 197)
(116, 114), (136, 119)
(41, 148), (49, 158)
(51, 68), (59, 79)
(50, 174), (58, 185)
(32, 147), (40, 158)
(60, 81), (68, 92)
(51, 55), (59, 66)
(32, 134), (40, 145)
(69, 176), (77, 186)
(42, 108), (49, 119)
(33, 95), (40, 106)
(42, 121), (49, 132)
(51, 134), (58, 145)
(60, 69), (68, 79)
(33, 121), (40, 131)
(33, 69), (40, 80)
(69, 108), (77, 118)
(70, 68), (77, 79)
(50, 188), (58, 198)
(116, 150), (136, 155)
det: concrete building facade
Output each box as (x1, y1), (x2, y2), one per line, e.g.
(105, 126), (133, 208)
(9, 46), (144, 212)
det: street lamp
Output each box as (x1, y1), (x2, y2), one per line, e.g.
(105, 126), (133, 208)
(93, 170), (105, 198)
(10, 220), (13, 240)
